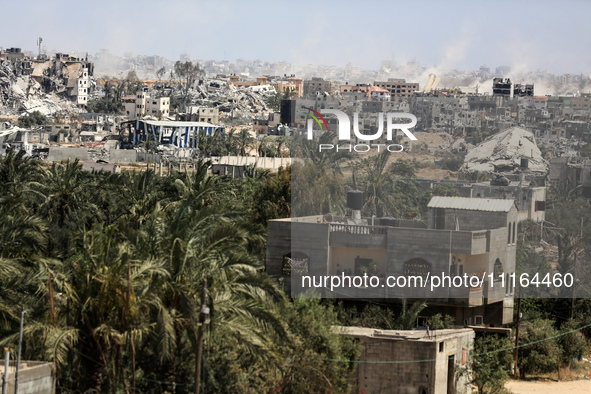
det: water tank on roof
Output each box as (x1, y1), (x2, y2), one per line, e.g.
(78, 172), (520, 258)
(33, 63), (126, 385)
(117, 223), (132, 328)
(380, 217), (397, 227)
(347, 189), (363, 211)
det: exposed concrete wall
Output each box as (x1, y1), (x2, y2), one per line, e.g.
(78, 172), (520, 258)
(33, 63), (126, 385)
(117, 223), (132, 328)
(211, 156), (290, 170)
(348, 329), (474, 394)
(2, 361), (55, 394)
(267, 206), (515, 325)
(82, 162), (121, 173)
(443, 209), (508, 232)
(211, 164), (245, 178)
(47, 147), (89, 162)
(266, 217), (514, 324)
(136, 152), (161, 163)
(356, 338), (436, 393)
(110, 149), (138, 163)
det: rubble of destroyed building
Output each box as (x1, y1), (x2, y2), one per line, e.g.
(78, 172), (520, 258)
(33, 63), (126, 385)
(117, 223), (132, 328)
(1, 44), (590, 195)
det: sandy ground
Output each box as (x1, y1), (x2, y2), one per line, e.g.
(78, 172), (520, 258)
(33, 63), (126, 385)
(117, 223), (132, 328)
(506, 379), (591, 393)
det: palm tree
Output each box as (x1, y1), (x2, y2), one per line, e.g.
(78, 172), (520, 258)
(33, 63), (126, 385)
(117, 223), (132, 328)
(39, 223), (169, 393)
(236, 129), (255, 156)
(274, 136), (290, 158)
(351, 149), (392, 217)
(394, 300), (427, 330)
(0, 148), (41, 207)
(0, 195), (52, 329)
(291, 131), (351, 173)
(35, 159), (95, 227)
(119, 169), (163, 228)
(141, 167), (288, 388)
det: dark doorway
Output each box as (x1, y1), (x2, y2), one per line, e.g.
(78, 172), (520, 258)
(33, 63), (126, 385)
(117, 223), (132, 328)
(447, 355), (455, 394)
(435, 208), (445, 229)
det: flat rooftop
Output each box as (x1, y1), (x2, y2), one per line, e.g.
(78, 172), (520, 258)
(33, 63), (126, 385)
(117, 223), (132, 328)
(335, 326), (474, 342)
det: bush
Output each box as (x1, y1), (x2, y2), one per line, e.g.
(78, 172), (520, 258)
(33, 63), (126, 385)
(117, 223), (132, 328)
(517, 319), (560, 378)
(472, 334), (513, 394)
(441, 154), (464, 171)
(348, 304), (397, 329)
(18, 111), (48, 128)
(558, 320), (588, 366)
(390, 159), (418, 178)
(277, 298), (359, 393)
(426, 313), (454, 329)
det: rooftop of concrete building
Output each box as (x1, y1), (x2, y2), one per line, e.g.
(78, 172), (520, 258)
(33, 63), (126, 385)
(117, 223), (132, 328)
(471, 180), (545, 189)
(369, 86), (390, 93)
(335, 326), (474, 342)
(428, 196), (515, 212)
(135, 119), (218, 128)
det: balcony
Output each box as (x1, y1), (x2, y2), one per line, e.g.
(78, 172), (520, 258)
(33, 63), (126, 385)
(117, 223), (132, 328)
(327, 224), (489, 255)
(329, 224), (388, 249)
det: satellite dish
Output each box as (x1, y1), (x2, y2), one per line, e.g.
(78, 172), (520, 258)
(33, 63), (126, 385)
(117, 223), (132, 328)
(323, 213), (334, 223)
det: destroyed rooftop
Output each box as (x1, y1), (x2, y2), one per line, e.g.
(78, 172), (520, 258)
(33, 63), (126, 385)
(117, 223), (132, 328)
(461, 126), (549, 174)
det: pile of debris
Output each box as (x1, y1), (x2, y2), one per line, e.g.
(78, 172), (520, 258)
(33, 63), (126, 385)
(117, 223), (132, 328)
(188, 78), (277, 121)
(1, 57), (85, 117)
(461, 127), (548, 174)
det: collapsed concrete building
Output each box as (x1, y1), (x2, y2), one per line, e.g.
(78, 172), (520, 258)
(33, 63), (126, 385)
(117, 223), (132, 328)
(461, 127), (548, 174)
(0, 48), (93, 115)
(30, 52), (94, 106)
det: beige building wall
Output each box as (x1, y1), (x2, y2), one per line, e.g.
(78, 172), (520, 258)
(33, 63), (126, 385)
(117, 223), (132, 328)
(374, 78), (419, 103)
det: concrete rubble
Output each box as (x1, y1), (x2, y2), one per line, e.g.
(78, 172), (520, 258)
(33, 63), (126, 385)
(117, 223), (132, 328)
(461, 126), (549, 174)
(0, 53), (89, 117)
(179, 77), (277, 121)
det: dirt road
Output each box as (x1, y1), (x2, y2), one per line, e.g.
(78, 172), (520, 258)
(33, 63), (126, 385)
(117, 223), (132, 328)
(506, 379), (591, 393)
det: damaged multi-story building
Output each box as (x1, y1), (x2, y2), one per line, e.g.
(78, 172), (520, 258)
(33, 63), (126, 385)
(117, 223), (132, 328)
(253, 112), (281, 136)
(303, 77), (340, 97)
(411, 95), (480, 133)
(123, 87), (170, 119)
(29, 52), (95, 106)
(227, 74), (303, 97)
(373, 78), (419, 103)
(549, 156), (591, 197)
(176, 106), (219, 124)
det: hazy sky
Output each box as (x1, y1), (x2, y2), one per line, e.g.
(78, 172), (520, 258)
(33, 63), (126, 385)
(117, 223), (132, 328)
(3, 0), (591, 74)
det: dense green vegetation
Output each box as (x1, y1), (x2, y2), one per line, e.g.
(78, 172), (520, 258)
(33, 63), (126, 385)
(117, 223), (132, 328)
(0, 151), (304, 393)
(2, 144), (591, 392)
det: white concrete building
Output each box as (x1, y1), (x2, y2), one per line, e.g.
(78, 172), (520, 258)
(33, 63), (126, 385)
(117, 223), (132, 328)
(124, 87), (170, 119)
(76, 65), (90, 105)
